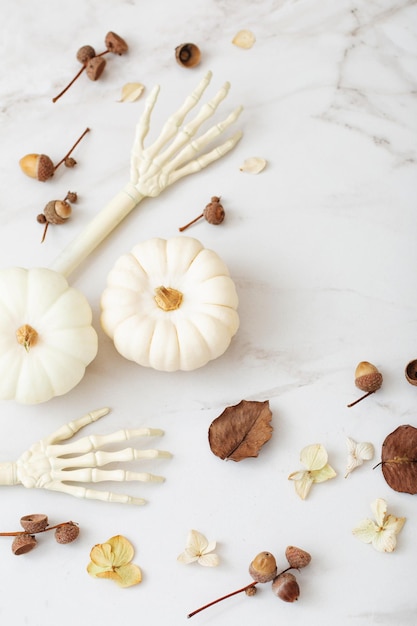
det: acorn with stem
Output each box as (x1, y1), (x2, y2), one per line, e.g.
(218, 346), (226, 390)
(347, 361), (383, 408)
(187, 547), (311, 618)
(19, 128), (90, 182)
(37, 191), (78, 243)
(52, 32), (128, 103)
(178, 196), (225, 232)
(0, 513), (80, 555)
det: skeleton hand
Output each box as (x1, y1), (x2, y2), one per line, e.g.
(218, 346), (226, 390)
(0, 408), (172, 505)
(51, 71), (243, 278)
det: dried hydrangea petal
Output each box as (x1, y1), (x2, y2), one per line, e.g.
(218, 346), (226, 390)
(119, 82), (145, 102)
(240, 157), (267, 174)
(232, 30), (256, 49)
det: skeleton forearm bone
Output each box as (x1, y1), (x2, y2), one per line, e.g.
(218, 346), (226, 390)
(52, 71), (243, 279)
(0, 408), (172, 505)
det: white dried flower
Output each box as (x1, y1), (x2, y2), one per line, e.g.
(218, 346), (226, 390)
(177, 530), (219, 567)
(345, 437), (374, 478)
(232, 30), (256, 49)
(288, 443), (337, 500)
(352, 498), (406, 552)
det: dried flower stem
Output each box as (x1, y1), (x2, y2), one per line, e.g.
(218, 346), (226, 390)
(347, 390), (375, 408)
(187, 566), (293, 618)
(0, 521), (77, 537)
(53, 127), (90, 170)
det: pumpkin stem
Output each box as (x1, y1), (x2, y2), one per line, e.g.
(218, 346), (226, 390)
(16, 324), (38, 352)
(154, 286), (183, 312)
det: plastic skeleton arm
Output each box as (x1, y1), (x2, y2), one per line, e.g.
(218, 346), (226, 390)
(52, 71), (243, 278)
(0, 408), (172, 504)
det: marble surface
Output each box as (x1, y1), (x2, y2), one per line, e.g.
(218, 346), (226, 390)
(0, 0), (416, 624)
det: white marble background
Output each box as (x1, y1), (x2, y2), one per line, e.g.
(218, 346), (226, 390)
(0, 0), (416, 625)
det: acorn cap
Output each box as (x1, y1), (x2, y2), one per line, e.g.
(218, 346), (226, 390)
(405, 360), (417, 386)
(175, 43), (201, 68)
(20, 514), (48, 534)
(55, 522), (80, 544)
(271, 572), (300, 602)
(105, 31), (128, 55)
(76, 45), (96, 64)
(86, 56), (106, 81)
(249, 551), (277, 583)
(12, 534), (37, 555)
(285, 545), (311, 569)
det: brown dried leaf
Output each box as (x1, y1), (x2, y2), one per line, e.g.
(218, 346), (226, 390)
(208, 400), (273, 462)
(381, 425), (417, 494)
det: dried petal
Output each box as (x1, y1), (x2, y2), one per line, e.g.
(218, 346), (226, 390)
(208, 399), (273, 461)
(353, 498), (406, 553)
(381, 425), (417, 494)
(87, 535), (142, 587)
(177, 530), (219, 567)
(119, 82), (145, 102)
(232, 30), (256, 49)
(300, 443), (328, 471)
(288, 444), (336, 499)
(240, 157), (267, 174)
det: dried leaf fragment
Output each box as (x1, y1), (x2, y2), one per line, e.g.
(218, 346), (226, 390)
(240, 157), (267, 174)
(232, 30), (256, 49)
(208, 399), (273, 461)
(381, 425), (417, 494)
(119, 82), (145, 102)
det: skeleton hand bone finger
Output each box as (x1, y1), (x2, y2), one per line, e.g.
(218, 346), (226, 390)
(45, 482), (147, 505)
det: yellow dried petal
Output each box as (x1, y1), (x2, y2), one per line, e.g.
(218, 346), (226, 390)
(232, 30), (256, 49)
(106, 535), (135, 566)
(113, 563), (142, 587)
(119, 82), (145, 102)
(300, 443), (328, 471)
(240, 157), (267, 174)
(89, 542), (113, 568)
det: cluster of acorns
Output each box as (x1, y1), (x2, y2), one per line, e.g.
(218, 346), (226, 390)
(1, 514), (79, 555)
(248, 546), (311, 602)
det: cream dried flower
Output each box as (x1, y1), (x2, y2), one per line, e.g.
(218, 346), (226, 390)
(177, 530), (219, 567)
(288, 443), (337, 499)
(352, 498), (406, 552)
(345, 437), (374, 478)
(87, 535), (142, 587)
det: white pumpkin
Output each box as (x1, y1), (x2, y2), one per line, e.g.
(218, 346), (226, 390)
(100, 237), (239, 371)
(0, 267), (98, 404)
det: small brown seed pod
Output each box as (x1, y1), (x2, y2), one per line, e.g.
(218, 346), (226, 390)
(178, 196), (225, 231)
(86, 56), (107, 81)
(405, 359), (417, 386)
(249, 551), (277, 583)
(271, 572), (300, 602)
(12, 534), (37, 555)
(285, 546), (311, 569)
(105, 31), (128, 55)
(20, 514), (48, 534)
(175, 43), (201, 68)
(55, 522), (80, 544)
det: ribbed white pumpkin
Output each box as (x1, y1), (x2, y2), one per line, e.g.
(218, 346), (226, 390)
(100, 237), (239, 371)
(0, 267), (98, 404)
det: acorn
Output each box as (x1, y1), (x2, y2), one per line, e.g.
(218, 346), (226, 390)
(20, 514), (48, 534)
(271, 572), (300, 602)
(175, 43), (201, 68)
(19, 153), (55, 181)
(55, 522), (80, 544)
(249, 551), (277, 583)
(347, 361), (383, 408)
(285, 546), (311, 569)
(19, 128), (90, 181)
(12, 534), (37, 555)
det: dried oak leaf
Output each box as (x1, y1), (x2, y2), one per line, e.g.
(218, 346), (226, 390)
(208, 400), (273, 462)
(381, 425), (417, 494)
